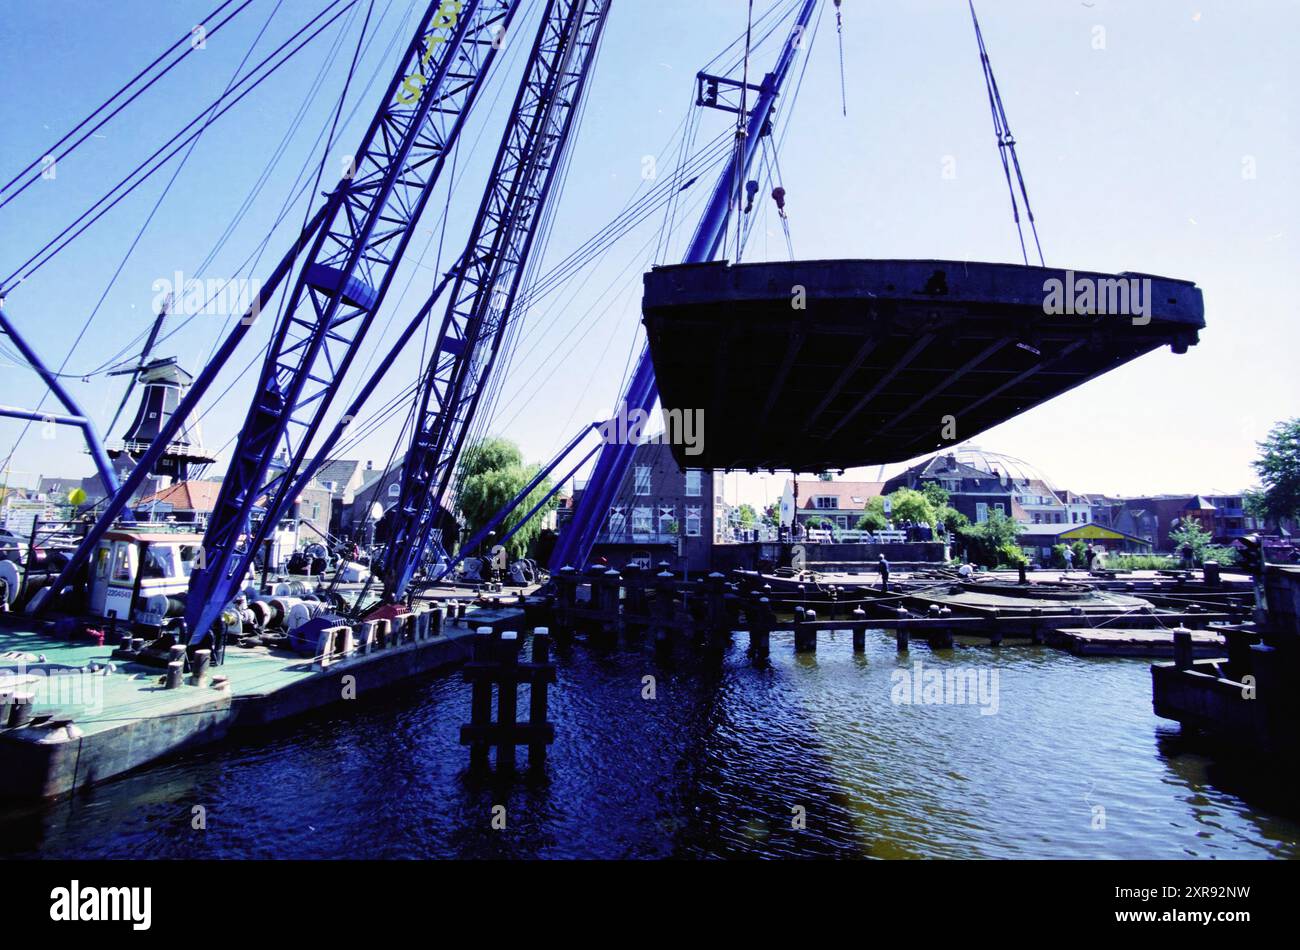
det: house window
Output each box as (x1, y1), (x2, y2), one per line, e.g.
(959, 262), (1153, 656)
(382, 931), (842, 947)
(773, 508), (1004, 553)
(632, 506), (652, 536)
(388, 483), (400, 498)
(976, 502), (989, 524)
(814, 496), (836, 509)
(608, 506), (627, 537)
(685, 470), (702, 497)
(658, 504), (675, 535)
(634, 466), (651, 495)
(311, 503), (321, 521)
(685, 506), (702, 537)
(994, 504), (1005, 516)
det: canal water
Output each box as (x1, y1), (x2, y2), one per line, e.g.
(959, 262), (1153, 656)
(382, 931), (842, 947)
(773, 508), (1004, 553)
(3, 631), (1297, 859)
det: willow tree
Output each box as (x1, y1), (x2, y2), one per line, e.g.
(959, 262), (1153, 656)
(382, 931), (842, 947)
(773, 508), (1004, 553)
(1249, 418), (1300, 526)
(455, 437), (556, 561)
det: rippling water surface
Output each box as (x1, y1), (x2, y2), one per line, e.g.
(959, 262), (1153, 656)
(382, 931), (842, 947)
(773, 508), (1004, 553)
(3, 632), (1297, 859)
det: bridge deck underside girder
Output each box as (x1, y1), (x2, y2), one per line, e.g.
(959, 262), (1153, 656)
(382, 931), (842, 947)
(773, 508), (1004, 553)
(642, 258), (1205, 472)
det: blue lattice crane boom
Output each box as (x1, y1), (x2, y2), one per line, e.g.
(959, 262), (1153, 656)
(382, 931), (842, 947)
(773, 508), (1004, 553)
(39, 1), (523, 642)
(381, 0), (612, 602)
(185, 0), (525, 647)
(550, 0), (820, 571)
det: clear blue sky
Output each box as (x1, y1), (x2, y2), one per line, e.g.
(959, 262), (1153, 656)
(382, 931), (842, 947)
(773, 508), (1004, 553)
(1, 0), (1296, 511)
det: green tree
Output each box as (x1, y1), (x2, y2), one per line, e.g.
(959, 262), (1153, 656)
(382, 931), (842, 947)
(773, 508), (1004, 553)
(886, 487), (937, 527)
(856, 507), (888, 532)
(1170, 517), (1213, 561)
(919, 481), (950, 511)
(936, 505), (968, 534)
(455, 437), (556, 561)
(1169, 517), (1237, 567)
(957, 509), (1022, 568)
(1250, 418), (1300, 525)
(737, 503), (758, 528)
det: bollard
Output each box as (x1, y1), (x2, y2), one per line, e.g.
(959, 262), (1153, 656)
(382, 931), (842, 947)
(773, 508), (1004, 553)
(431, 605), (445, 636)
(9, 692), (35, 727)
(1172, 626), (1193, 670)
(165, 661), (185, 690)
(896, 627), (910, 653)
(191, 649), (212, 686)
(1203, 561), (1221, 586)
(338, 625), (355, 658)
(456, 602), (467, 626)
(169, 644), (188, 668)
(374, 618), (391, 649)
(852, 607), (866, 652)
(795, 609), (817, 653)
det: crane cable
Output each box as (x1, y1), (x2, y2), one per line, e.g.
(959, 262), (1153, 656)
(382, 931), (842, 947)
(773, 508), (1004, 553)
(734, 0), (755, 263)
(0, 0), (256, 210)
(968, 0), (1044, 266)
(834, 0), (846, 117)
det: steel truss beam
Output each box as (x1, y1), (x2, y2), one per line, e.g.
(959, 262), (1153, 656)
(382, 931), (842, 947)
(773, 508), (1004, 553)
(181, 0), (521, 646)
(381, 0), (611, 602)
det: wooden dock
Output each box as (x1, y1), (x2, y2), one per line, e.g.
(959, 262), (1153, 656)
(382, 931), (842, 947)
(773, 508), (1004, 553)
(1047, 626), (1226, 658)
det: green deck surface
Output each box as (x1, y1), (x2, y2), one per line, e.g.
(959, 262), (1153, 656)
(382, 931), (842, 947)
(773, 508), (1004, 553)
(0, 602), (528, 739)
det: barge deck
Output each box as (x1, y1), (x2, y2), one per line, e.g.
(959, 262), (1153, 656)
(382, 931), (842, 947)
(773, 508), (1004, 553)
(0, 599), (529, 800)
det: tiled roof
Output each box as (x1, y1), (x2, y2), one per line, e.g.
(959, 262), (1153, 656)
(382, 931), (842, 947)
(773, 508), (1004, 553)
(137, 480), (222, 512)
(793, 480), (886, 509)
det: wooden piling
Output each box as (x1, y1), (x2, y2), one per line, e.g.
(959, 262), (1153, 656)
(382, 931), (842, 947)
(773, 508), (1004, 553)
(795, 609), (818, 653)
(496, 632), (521, 769)
(528, 629), (552, 769)
(1172, 626), (1193, 670)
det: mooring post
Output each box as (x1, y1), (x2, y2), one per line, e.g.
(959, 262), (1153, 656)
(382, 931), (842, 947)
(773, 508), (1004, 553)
(852, 607), (867, 652)
(8, 692), (34, 727)
(191, 648), (212, 686)
(1172, 626), (1193, 670)
(600, 568), (622, 644)
(1203, 560), (1221, 586)
(653, 570), (676, 649)
(795, 608), (817, 653)
(496, 632), (521, 769)
(528, 628), (553, 769)
(159, 660), (182, 689)
(750, 596), (772, 658)
(467, 627), (495, 769)
(896, 626), (910, 653)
